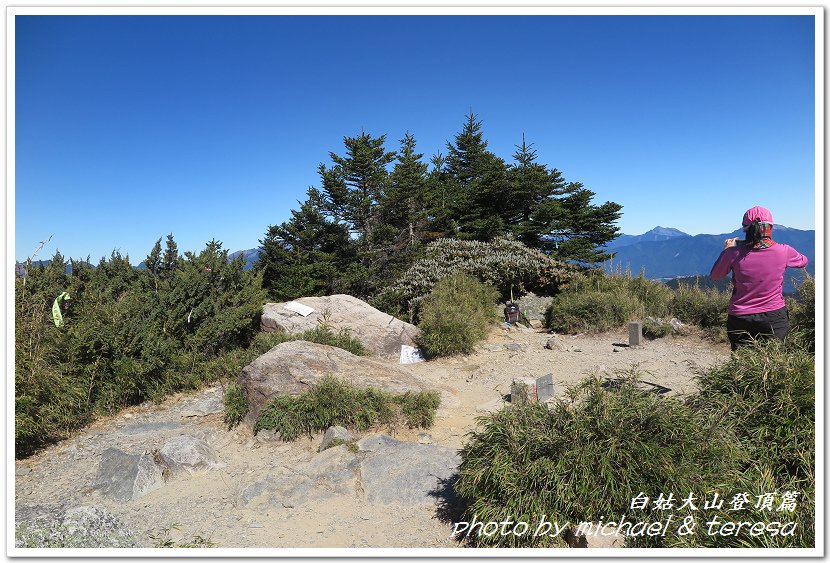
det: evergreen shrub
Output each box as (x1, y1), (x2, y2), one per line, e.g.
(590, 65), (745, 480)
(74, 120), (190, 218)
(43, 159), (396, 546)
(375, 236), (577, 320)
(667, 339), (815, 547)
(414, 273), (499, 357)
(787, 275), (815, 351)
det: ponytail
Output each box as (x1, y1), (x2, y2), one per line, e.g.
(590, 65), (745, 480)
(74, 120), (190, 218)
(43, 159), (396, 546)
(742, 219), (763, 247)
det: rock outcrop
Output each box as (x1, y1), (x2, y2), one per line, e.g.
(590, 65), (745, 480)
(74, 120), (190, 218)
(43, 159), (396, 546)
(237, 340), (432, 424)
(15, 504), (138, 548)
(356, 435), (459, 505)
(261, 294), (419, 358)
(236, 434), (458, 509)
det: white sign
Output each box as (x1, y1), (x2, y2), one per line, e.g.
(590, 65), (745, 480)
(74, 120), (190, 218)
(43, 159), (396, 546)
(284, 301), (315, 317)
(400, 345), (426, 364)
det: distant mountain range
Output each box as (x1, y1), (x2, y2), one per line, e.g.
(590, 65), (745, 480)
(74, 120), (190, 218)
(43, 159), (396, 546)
(601, 225), (815, 293)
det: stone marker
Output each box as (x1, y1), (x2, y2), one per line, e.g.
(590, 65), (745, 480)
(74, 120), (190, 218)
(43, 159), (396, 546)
(535, 373), (555, 402)
(629, 321), (643, 347)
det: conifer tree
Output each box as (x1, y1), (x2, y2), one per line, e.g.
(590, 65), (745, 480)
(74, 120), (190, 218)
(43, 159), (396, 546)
(256, 187), (356, 300)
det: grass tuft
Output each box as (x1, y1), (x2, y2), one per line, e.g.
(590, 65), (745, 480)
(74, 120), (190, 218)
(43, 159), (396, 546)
(253, 375), (441, 441)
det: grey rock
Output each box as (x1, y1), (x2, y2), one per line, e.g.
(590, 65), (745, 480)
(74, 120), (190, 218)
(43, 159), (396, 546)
(15, 466), (32, 476)
(158, 436), (224, 475)
(237, 467), (327, 509)
(303, 445), (360, 495)
(417, 432), (433, 444)
(261, 294), (420, 358)
(319, 426), (353, 452)
(176, 388), (224, 418)
(91, 448), (164, 501)
(544, 337), (566, 351)
(237, 340), (433, 424)
(505, 343), (523, 352)
(255, 429), (282, 443)
(15, 504), (138, 548)
(513, 292), (551, 321)
(356, 434), (459, 505)
(116, 421), (182, 436)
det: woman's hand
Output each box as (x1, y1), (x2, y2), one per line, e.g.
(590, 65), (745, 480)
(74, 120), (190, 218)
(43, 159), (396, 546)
(724, 237), (738, 249)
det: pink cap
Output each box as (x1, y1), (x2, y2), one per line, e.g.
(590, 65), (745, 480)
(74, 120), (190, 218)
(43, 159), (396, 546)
(742, 206), (774, 226)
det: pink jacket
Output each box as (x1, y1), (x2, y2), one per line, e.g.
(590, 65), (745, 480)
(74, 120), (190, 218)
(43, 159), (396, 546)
(710, 243), (808, 316)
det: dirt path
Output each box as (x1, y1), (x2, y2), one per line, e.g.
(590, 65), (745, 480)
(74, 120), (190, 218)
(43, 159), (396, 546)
(14, 326), (730, 549)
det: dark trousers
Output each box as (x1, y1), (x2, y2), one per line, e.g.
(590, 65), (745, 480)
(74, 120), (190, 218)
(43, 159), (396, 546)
(726, 307), (789, 351)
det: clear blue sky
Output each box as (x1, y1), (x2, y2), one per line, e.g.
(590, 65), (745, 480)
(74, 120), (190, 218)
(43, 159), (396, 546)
(13, 13), (816, 263)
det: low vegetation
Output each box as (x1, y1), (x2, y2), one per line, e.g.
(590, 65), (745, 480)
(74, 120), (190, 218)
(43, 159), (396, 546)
(455, 332), (815, 548)
(254, 375), (441, 441)
(414, 273), (499, 358)
(455, 371), (739, 547)
(546, 269), (729, 338)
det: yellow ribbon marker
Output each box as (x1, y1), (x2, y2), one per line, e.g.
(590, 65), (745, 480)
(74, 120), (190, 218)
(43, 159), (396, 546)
(52, 292), (71, 327)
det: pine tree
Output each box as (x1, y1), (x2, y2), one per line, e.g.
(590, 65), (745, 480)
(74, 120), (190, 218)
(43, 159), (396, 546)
(162, 234), (178, 274)
(381, 132), (430, 249)
(321, 131), (396, 246)
(145, 238), (162, 275)
(444, 112), (510, 240)
(256, 187), (356, 300)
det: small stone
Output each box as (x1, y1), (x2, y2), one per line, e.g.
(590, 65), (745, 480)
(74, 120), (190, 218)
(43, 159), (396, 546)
(506, 343), (522, 352)
(15, 466), (32, 476)
(528, 319), (543, 329)
(248, 523), (264, 529)
(417, 432), (433, 445)
(573, 348), (583, 353)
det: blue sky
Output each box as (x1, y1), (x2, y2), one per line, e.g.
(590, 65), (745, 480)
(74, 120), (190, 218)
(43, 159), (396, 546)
(13, 12), (817, 262)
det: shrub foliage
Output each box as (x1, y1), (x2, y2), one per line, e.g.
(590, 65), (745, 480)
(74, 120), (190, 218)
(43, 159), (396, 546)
(376, 236), (577, 320)
(15, 238), (266, 456)
(414, 273), (499, 357)
(454, 373), (739, 547)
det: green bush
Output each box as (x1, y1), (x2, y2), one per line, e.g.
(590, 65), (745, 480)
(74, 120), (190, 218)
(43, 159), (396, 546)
(642, 318), (672, 339)
(414, 274), (499, 357)
(15, 238), (267, 457)
(454, 372), (738, 547)
(454, 338), (816, 548)
(223, 382), (248, 429)
(547, 288), (641, 333)
(788, 275), (815, 351)
(669, 281), (729, 329)
(670, 339), (815, 547)
(254, 375), (441, 440)
(546, 270), (675, 334)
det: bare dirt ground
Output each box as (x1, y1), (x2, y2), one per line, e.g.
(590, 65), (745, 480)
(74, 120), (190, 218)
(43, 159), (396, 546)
(14, 325), (730, 550)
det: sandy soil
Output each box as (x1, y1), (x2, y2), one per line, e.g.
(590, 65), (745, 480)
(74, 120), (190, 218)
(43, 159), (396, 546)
(13, 325), (730, 550)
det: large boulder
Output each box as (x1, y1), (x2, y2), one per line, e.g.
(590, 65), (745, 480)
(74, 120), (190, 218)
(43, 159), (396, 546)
(238, 340), (432, 424)
(261, 294), (419, 358)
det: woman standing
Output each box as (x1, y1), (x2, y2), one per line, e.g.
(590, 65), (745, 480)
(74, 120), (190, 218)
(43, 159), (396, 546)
(710, 206), (808, 350)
